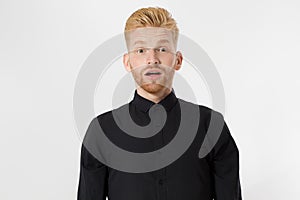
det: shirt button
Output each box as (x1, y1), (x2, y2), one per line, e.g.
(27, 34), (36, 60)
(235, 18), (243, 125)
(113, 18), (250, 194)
(158, 179), (163, 185)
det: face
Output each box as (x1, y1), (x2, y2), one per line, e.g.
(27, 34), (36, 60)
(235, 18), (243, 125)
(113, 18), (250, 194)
(123, 27), (182, 94)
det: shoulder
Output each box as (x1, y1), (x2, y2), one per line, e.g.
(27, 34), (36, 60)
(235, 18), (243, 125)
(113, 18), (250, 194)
(92, 103), (130, 124)
(177, 98), (224, 126)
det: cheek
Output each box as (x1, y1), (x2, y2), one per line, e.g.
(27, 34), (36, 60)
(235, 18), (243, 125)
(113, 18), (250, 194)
(129, 56), (145, 68)
(130, 62), (144, 75)
(162, 56), (176, 67)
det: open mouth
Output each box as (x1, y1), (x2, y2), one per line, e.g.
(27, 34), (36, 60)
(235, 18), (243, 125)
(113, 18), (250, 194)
(144, 71), (162, 80)
(145, 71), (162, 76)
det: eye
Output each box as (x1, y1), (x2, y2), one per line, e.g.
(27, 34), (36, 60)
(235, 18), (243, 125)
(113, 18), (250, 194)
(157, 47), (167, 53)
(136, 48), (145, 54)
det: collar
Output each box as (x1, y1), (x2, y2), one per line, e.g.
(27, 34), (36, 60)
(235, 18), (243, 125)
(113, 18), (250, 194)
(131, 88), (178, 113)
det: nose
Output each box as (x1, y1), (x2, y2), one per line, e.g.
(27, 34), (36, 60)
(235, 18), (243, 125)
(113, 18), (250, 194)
(146, 49), (160, 65)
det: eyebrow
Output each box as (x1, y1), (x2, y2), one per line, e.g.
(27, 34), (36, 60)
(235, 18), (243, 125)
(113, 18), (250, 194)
(133, 39), (171, 47)
(133, 40), (146, 46)
(156, 39), (171, 44)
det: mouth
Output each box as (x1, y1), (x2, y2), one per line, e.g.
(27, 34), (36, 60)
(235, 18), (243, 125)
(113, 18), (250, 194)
(144, 71), (162, 79)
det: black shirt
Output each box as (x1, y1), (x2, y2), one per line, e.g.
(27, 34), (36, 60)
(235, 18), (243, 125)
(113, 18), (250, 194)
(77, 89), (242, 200)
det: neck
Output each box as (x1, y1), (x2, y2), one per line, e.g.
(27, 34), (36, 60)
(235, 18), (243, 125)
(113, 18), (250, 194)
(137, 87), (172, 103)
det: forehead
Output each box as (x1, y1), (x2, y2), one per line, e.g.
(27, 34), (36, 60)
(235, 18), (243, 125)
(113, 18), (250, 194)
(126, 27), (175, 47)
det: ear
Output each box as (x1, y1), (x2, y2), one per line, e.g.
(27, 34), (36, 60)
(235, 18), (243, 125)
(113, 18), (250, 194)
(123, 53), (131, 72)
(174, 51), (183, 71)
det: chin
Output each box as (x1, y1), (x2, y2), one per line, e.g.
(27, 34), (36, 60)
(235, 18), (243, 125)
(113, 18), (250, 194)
(141, 83), (166, 94)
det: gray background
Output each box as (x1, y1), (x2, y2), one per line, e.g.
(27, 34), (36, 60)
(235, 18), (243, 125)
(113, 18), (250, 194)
(1, 0), (299, 199)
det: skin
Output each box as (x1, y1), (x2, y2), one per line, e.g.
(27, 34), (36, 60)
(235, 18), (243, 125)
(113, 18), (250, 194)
(123, 27), (183, 103)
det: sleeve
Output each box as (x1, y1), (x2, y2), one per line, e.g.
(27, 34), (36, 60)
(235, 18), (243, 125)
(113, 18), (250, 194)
(77, 119), (108, 200)
(209, 121), (242, 200)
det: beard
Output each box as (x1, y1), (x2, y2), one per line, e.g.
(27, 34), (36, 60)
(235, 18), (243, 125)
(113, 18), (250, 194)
(131, 64), (172, 94)
(141, 82), (166, 93)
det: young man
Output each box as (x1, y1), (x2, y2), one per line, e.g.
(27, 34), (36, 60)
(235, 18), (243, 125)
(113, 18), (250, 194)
(77, 7), (242, 200)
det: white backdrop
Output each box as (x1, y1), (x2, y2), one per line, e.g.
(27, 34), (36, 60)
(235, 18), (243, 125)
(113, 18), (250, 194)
(1, 0), (299, 199)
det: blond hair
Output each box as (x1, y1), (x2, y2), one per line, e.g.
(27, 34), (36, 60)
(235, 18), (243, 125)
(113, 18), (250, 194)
(124, 7), (179, 45)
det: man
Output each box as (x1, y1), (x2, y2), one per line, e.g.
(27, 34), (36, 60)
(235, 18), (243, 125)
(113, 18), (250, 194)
(77, 7), (242, 200)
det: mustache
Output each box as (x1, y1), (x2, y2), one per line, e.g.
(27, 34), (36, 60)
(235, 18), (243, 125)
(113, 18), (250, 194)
(144, 64), (161, 70)
(140, 64), (165, 74)
(129, 63), (174, 74)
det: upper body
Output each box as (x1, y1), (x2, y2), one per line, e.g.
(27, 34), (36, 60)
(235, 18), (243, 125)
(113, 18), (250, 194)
(77, 7), (242, 200)
(78, 89), (242, 200)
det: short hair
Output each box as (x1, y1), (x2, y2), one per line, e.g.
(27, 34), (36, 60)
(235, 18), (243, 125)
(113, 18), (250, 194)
(124, 7), (179, 46)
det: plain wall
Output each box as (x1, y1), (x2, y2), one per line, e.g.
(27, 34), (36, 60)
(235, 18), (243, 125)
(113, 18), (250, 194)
(1, 0), (299, 199)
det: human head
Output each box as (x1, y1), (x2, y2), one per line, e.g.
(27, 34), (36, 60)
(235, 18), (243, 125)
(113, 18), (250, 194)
(123, 7), (183, 95)
(124, 7), (179, 49)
